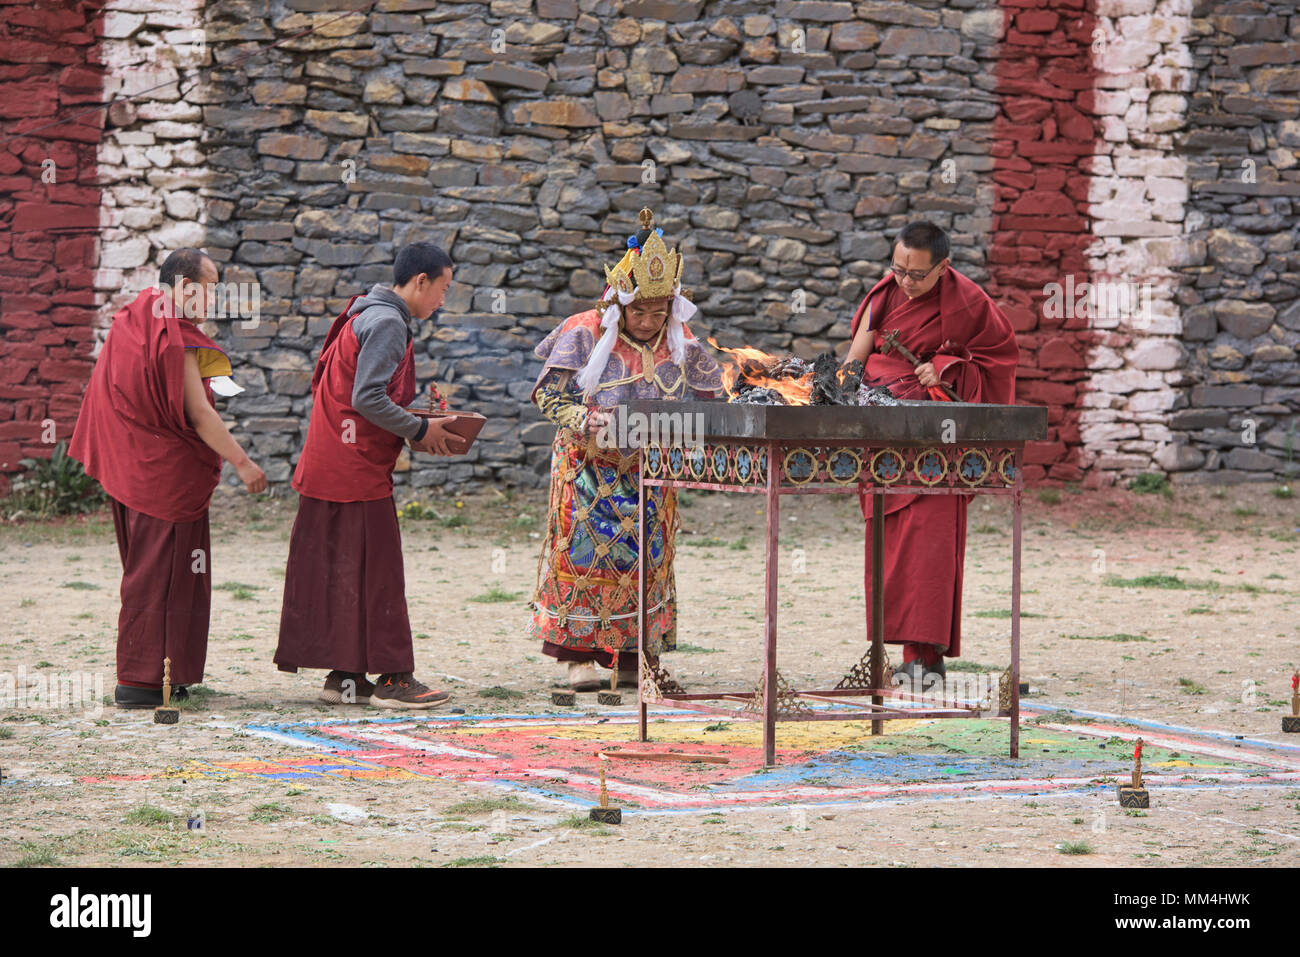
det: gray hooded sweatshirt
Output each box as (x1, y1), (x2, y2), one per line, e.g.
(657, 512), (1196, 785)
(348, 283), (428, 442)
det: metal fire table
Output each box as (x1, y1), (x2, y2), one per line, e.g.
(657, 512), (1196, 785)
(631, 399), (1049, 767)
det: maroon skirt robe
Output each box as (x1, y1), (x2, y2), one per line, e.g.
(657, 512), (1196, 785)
(274, 496), (415, 675)
(851, 270), (1019, 663)
(112, 499), (212, 687)
(274, 297), (419, 676)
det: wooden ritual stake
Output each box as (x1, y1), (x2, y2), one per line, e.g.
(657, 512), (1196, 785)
(154, 657), (179, 725)
(1117, 737), (1149, 808)
(1283, 672), (1300, 733)
(588, 755), (622, 824)
(597, 653), (622, 706)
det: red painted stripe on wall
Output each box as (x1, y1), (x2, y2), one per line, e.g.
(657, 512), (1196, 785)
(0, 0), (106, 490)
(987, 0), (1099, 484)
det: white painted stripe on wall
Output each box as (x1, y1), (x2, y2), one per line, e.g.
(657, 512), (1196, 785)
(1081, 0), (1194, 479)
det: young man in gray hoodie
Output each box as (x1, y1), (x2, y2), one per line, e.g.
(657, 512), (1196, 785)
(274, 242), (458, 708)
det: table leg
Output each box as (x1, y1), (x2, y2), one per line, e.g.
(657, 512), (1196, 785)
(871, 489), (884, 736)
(637, 463), (648, 744)
(763, 443), (780, 767)
(1010, 452), (1023, 759)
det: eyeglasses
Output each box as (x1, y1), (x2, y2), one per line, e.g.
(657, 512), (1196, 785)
(889, 260), (944, 283)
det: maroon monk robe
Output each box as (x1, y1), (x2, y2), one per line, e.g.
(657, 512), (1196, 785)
(69, 289), (230, 687)
(850, 269), (1019, 665)
(275, 297), (419, 676)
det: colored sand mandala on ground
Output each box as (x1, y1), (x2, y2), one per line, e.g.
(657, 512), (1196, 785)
(76, 703), (1300, 814)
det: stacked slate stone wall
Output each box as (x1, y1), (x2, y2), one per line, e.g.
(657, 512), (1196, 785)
(1162, 0), (1300, 484)
(193, 0), (1013, 491)
(5, 0), (1296, 494)
(0, 0), (107, 491)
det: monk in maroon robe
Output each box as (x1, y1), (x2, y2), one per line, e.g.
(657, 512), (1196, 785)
(69, 249), (267, 708)
(845, 222), (1018, 683)
(274, 241), (460, 709)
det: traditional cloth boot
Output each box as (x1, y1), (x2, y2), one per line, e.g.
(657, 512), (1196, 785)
(568, 661), (602, 692)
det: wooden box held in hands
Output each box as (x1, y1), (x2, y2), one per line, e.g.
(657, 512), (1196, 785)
(406, 410), (486, 457)
(406, 383), (486, 457)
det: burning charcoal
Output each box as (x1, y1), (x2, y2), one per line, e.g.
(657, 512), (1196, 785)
(839, 359), (865, 396)
(768, 356), (811, 380)
(810, 352), (849, 405)
(732, 386), (787, 405)
(856, 383), (900, 406)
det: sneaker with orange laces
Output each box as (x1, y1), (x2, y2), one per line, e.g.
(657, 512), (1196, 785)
(371, 672), (451, 709)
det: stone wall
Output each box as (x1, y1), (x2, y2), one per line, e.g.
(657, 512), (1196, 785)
(3, 0), (1297, 495)
(1161, 0), (1300, 484)
(0, 0), (106, 491)
(189, 0), (1026, 491)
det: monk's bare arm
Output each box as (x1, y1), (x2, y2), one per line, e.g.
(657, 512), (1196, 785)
(844, 298), (875, 366)
(182, 352), (267, 493)
(845, 326), (875, 366)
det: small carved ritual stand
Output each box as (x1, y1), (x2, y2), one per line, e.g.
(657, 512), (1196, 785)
(1118, 737), (1150, 808)
(632, 400), (1047, 767)
(1283, 672), (1300, 733)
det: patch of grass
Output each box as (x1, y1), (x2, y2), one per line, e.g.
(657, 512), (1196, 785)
(468, 587), (522, 603)
(972, 609), (1046, 618)
(123, 804), (178, 827)
(684, 537), (726, 547)
(1187, 606), (1214, 615)
(1233, 506), (1259, 518)
(1129, 473), (1172, 497)
(1036, 488), (1061, 505)
(230, 587), (255, 601)
(1178, 677), (1207, 695)
(444, 796), (528, 817)
(1058, 840), (1094, 855)
(703, 721), (732, 732)
(19, 598), (35, 608)
(175, 684), (231, 711)
(1104, 573), (1187, 590)
(1065, 633), (1151, 643)
(14, 841), (58, 867)
(675, 643), (719, 654)
(946, 659), (994, 672)
(971, 524), (1002, 534)
(559, 814), (611, 832)
(0, 728), (13, 740)
(728, 538), (749, 551)
(443, 856), (501, 867)
(440, 513), (469, 529)
(250, 802), (292, 823)
(60, 581), (99, 591)
(215, 581), (261, 592)
(478, 685), (525, 700)
(1273, 485), (1293, 499)
(1, 441), (107, 519)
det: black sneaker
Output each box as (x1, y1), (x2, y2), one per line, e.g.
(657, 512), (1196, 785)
(320, 671), (375, 705)
(114, 684), (187, 709)
(371, 673), (451, 710)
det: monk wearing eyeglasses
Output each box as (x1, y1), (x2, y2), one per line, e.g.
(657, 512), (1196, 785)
(843, 221), (1019, 687)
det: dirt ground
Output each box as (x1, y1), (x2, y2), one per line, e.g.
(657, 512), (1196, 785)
(1, 480), (1298, 868)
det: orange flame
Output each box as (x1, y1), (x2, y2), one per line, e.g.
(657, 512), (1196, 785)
(708, 339), (812, 405)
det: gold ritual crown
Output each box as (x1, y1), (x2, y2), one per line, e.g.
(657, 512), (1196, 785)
(603, 207), (682, 303)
